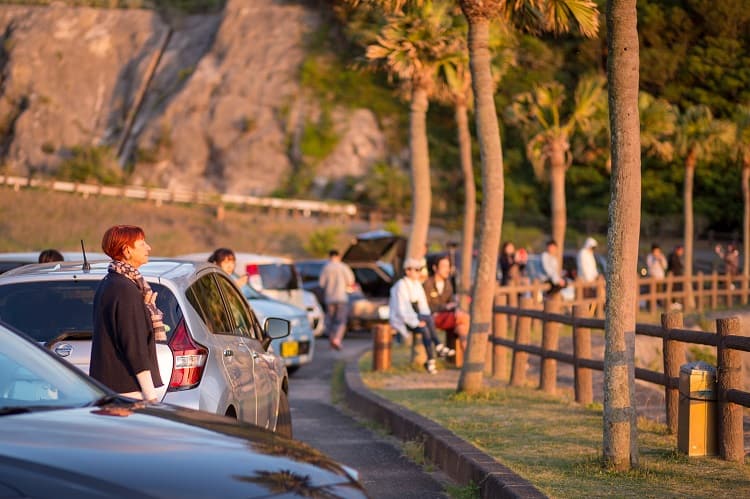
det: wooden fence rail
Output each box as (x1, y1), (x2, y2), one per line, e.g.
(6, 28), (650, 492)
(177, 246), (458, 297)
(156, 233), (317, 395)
(497, 270), (750, 317)
(490, 294), (750, 462)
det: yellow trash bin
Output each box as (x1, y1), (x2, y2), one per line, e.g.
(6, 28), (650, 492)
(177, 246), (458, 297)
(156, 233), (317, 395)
(678, 361), (717, 456)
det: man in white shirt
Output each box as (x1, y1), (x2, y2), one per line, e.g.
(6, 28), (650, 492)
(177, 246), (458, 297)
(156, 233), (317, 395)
(389, 257), (445, 374)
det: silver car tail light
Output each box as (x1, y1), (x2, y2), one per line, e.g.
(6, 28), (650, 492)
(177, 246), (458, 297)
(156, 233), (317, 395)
(167, 319), (208, 391)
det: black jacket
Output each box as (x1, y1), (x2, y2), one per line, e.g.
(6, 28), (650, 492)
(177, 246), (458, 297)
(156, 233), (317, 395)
(90, 272), (163, 393)
(423, 276), (454, 313)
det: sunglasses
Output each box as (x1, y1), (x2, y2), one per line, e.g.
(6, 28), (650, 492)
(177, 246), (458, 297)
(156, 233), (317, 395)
(406, 267), (425, 271)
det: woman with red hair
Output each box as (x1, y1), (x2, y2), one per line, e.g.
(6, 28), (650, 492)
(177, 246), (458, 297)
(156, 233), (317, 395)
(90, 225), (164, 402)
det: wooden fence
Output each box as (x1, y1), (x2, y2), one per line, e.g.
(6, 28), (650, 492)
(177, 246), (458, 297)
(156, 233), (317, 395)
(0, 174), (358, 220)
(496, 271), (750, 317)
(486, 293), (750, 462)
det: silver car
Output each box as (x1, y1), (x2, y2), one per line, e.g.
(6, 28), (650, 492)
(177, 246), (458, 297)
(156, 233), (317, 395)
(0, 259), (293, 437)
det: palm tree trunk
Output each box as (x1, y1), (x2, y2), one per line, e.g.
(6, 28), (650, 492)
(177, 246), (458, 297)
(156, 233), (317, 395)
(603, 0), (640, 471)
(549, 140), (567, 266)
(457, 14), (504, 394)
(456, 100), (475, 310)
(684, 152), (696, 283)
(743, 162), (749, 276)
(406, 84), (432, 260)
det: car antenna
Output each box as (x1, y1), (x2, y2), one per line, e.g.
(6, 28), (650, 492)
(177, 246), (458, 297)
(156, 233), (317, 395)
(81, 239), (91, 272)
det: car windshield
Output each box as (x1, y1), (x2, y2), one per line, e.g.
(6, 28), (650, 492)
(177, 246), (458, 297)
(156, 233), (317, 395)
(0, 281), (182, 344)
(0, 324), (105, 410)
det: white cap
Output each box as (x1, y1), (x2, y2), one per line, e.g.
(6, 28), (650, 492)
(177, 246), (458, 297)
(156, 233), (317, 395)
(404, 257), (426, 270)
(584, 237), (598, 249)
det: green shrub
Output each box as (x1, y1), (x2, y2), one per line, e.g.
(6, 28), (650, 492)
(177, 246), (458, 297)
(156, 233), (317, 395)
(304, 227), (341, 257)
(57, 145), (122, 185)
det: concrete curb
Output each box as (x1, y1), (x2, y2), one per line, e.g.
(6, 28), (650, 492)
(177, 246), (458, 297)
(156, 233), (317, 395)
(343, 361), (546, 499)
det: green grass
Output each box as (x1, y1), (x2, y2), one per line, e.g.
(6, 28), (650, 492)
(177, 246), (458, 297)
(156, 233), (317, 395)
(361, 352), (750, 498)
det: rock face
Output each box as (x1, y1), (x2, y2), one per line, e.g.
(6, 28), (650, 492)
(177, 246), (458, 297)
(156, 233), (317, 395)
(0, 0), (387, 196)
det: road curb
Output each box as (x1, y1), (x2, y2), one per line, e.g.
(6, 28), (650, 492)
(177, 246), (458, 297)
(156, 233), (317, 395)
(343, 361), (546, 499)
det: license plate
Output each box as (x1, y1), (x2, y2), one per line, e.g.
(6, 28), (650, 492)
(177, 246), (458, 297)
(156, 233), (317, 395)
(281, 341), (299, 357)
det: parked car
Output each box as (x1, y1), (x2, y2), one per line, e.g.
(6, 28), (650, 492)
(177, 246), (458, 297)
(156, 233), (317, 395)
(241, 284), (315, 374)
(0, 321), (367, 498)
(0, 250), (109, 274)
(297, 231), (406, 332)
(181, 252), (325, 337)
(0, 258), (293, 437)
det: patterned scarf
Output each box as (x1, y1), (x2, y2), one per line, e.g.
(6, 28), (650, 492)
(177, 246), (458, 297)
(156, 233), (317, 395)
(109, 260), (167, 341)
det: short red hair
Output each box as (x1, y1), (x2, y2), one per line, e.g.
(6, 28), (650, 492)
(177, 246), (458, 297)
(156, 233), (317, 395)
(101, 225), (145, 261)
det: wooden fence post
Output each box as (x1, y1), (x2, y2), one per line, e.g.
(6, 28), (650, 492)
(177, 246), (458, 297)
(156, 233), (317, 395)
(509, 297), (533, 387)
(372, 323), (392, 372)
(507, 291), (518, 341)
(716, 316), (744, 462)
(595, 278), (606, 318)
(540, 294), (561, 394)
(572, 304), (593, 405)
(661, 311), (684, 435)
(741, 272), (749, 306)
(711, 271), (719, 311)
(492, 294), (508, 380)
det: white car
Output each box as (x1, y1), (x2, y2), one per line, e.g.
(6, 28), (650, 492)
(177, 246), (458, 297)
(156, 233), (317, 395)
(0, 259), (293, 437)
(181, 252), (324, 335)
(241, 284), (316, 373)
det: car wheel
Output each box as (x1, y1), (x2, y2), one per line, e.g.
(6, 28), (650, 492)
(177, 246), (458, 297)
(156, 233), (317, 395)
(275, 390), (293, 439)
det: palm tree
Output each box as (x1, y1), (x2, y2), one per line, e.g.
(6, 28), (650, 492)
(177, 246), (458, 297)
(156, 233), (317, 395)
(365, 1), (456, 260)
(673, 105), (735, 300)
(505, 74), (607, 262)
(733, 105), (750, 277)
(603, 0), (641, 471)
(351, 0), (600, 393)
(638, 92), (676, 162)
(434, 19), (517, 309)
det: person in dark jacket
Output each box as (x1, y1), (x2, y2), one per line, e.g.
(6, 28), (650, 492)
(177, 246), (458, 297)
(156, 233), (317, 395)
(90, 225), (164, 402)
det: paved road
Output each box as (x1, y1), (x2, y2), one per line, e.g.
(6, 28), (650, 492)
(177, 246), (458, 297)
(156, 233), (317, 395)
(288, 333), (451, 498)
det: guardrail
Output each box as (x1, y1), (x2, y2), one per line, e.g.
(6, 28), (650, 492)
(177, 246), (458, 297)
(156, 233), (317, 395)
(0, 174), (358, 219)
(487, 294), (750, 462)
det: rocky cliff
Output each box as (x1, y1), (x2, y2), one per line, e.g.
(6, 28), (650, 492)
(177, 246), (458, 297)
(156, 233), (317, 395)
(0, 0), (387, 196)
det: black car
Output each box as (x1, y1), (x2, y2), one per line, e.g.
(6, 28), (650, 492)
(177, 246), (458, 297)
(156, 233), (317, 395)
(0, 321), (367, 498)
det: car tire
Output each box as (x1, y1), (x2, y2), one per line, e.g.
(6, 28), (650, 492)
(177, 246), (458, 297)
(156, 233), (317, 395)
(275, 390), (293, 439)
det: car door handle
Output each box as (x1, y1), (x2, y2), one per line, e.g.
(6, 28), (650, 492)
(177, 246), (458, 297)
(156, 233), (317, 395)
(223, 349), (233, 357)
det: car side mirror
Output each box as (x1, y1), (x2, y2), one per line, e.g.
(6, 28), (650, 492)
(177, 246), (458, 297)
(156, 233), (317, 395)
(262, 317), (290, 350)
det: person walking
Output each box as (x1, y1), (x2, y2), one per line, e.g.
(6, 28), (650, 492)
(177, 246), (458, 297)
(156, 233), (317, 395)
(90, 225), (164, 403)
(389, 257), (445, 374)
(318, 249), (355, 350)
(715, 243), (740, 280)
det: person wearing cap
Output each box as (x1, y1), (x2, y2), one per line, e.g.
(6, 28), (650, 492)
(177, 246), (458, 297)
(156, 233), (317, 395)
(577, 237), (600, 298)
(388, 257), (447, 374)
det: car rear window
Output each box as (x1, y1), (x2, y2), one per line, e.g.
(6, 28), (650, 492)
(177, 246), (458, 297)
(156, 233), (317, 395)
(0, 281), (182, 344)
(248, 263), (299, 291)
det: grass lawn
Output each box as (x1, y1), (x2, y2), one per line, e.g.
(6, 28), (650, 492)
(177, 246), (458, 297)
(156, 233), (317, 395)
(359, 347), (750, 498)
